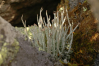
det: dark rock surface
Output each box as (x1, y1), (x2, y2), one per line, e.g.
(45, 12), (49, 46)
(0, 0), (61, 26)
(69, 0), (85, 10)
(94, 54), (99, 66)
(0, 0), (86, 27)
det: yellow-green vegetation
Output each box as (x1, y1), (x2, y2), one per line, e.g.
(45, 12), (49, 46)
(0, 34), (3, 39)
(15, 26), (33, 41)
(0, 39), (19, 65)
(0, 34), (4, 43)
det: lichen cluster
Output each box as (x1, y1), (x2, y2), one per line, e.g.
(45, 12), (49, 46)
(0, 38), (19, 65)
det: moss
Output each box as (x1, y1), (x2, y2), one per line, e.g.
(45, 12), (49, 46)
(56, 1), (99, 65)
(0, 39), (19, 65)
(0, 34), (3, 39)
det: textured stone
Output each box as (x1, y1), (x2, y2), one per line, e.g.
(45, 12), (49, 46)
(69, 0), (85, 10)
(94, 54), (99, 66)
(10, 36), (62, 66)
(0, 16), (17, 44)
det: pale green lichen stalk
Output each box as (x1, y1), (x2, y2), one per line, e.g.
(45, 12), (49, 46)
(21, 7), (79, 63)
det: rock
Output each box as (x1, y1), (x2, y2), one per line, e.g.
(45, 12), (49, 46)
(94, 54), (99, 66)
(0, 0), (61, 26)
(10, 36), (62, 66)
(87, 0), (99, 31)
(0, 16), (17, 44)
(0, 16), (19, 65)
(69, 0), (85, 10)
(0, 0), (15, 22)
(0, 0), (86, 27)
(0, 16), (62, 66)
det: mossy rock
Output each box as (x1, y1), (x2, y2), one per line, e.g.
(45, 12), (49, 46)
(0, 39), (19, 65)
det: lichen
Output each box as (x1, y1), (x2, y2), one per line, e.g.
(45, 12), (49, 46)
(0, 39), (19, 65)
